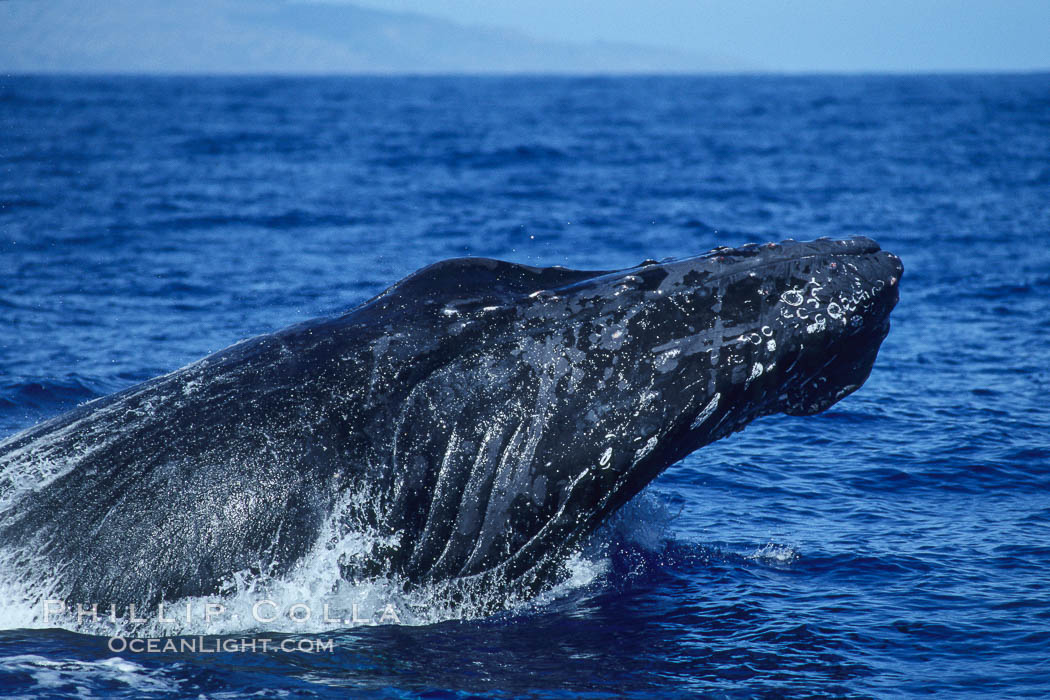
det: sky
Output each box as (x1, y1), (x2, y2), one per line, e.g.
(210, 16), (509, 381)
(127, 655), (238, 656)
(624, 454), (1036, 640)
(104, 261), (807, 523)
(346, 0), (1050, 72)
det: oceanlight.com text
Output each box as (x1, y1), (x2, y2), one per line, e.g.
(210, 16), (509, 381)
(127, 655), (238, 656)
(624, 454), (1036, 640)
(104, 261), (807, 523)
(107, 636), (335, 654)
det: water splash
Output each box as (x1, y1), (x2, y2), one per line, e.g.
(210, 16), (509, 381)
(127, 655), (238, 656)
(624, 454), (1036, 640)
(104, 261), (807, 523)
(747, 542), (801, 567)
(0, 488), (675, 637)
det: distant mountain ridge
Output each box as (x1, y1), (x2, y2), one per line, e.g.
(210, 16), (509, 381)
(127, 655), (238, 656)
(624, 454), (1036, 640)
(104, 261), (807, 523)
(0, 0), (745, 74)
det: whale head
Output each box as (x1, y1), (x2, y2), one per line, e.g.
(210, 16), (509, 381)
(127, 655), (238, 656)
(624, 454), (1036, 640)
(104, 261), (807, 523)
(597, 236), (904, 428)
(350, 237), (901, 600)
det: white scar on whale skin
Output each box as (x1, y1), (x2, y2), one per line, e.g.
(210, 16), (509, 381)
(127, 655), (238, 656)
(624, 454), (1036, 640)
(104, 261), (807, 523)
(690, 393), (721, 430)
(746, 362), (764, 387)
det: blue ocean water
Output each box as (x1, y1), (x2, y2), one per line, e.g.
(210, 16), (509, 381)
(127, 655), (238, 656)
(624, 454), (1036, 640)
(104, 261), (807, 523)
(1, 74), (1049, 698)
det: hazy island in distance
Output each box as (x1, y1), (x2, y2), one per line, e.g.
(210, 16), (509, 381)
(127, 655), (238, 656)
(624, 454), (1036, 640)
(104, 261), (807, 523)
(0, 0), (747, 75)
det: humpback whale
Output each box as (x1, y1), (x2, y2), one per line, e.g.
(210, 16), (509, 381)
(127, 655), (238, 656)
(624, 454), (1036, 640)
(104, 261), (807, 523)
(0, 237), (901, 614)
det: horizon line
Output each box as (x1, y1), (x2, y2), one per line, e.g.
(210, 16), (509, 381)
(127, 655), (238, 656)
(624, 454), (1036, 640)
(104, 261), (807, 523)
(4, 68), (1049, 79)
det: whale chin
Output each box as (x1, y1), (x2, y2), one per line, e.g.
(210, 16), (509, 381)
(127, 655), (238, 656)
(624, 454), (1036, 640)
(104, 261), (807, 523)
(781, 319), (891, 416)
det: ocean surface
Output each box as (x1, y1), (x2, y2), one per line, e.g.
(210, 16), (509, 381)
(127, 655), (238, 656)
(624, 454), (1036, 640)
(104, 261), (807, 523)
(1, 74), (1048, 698)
